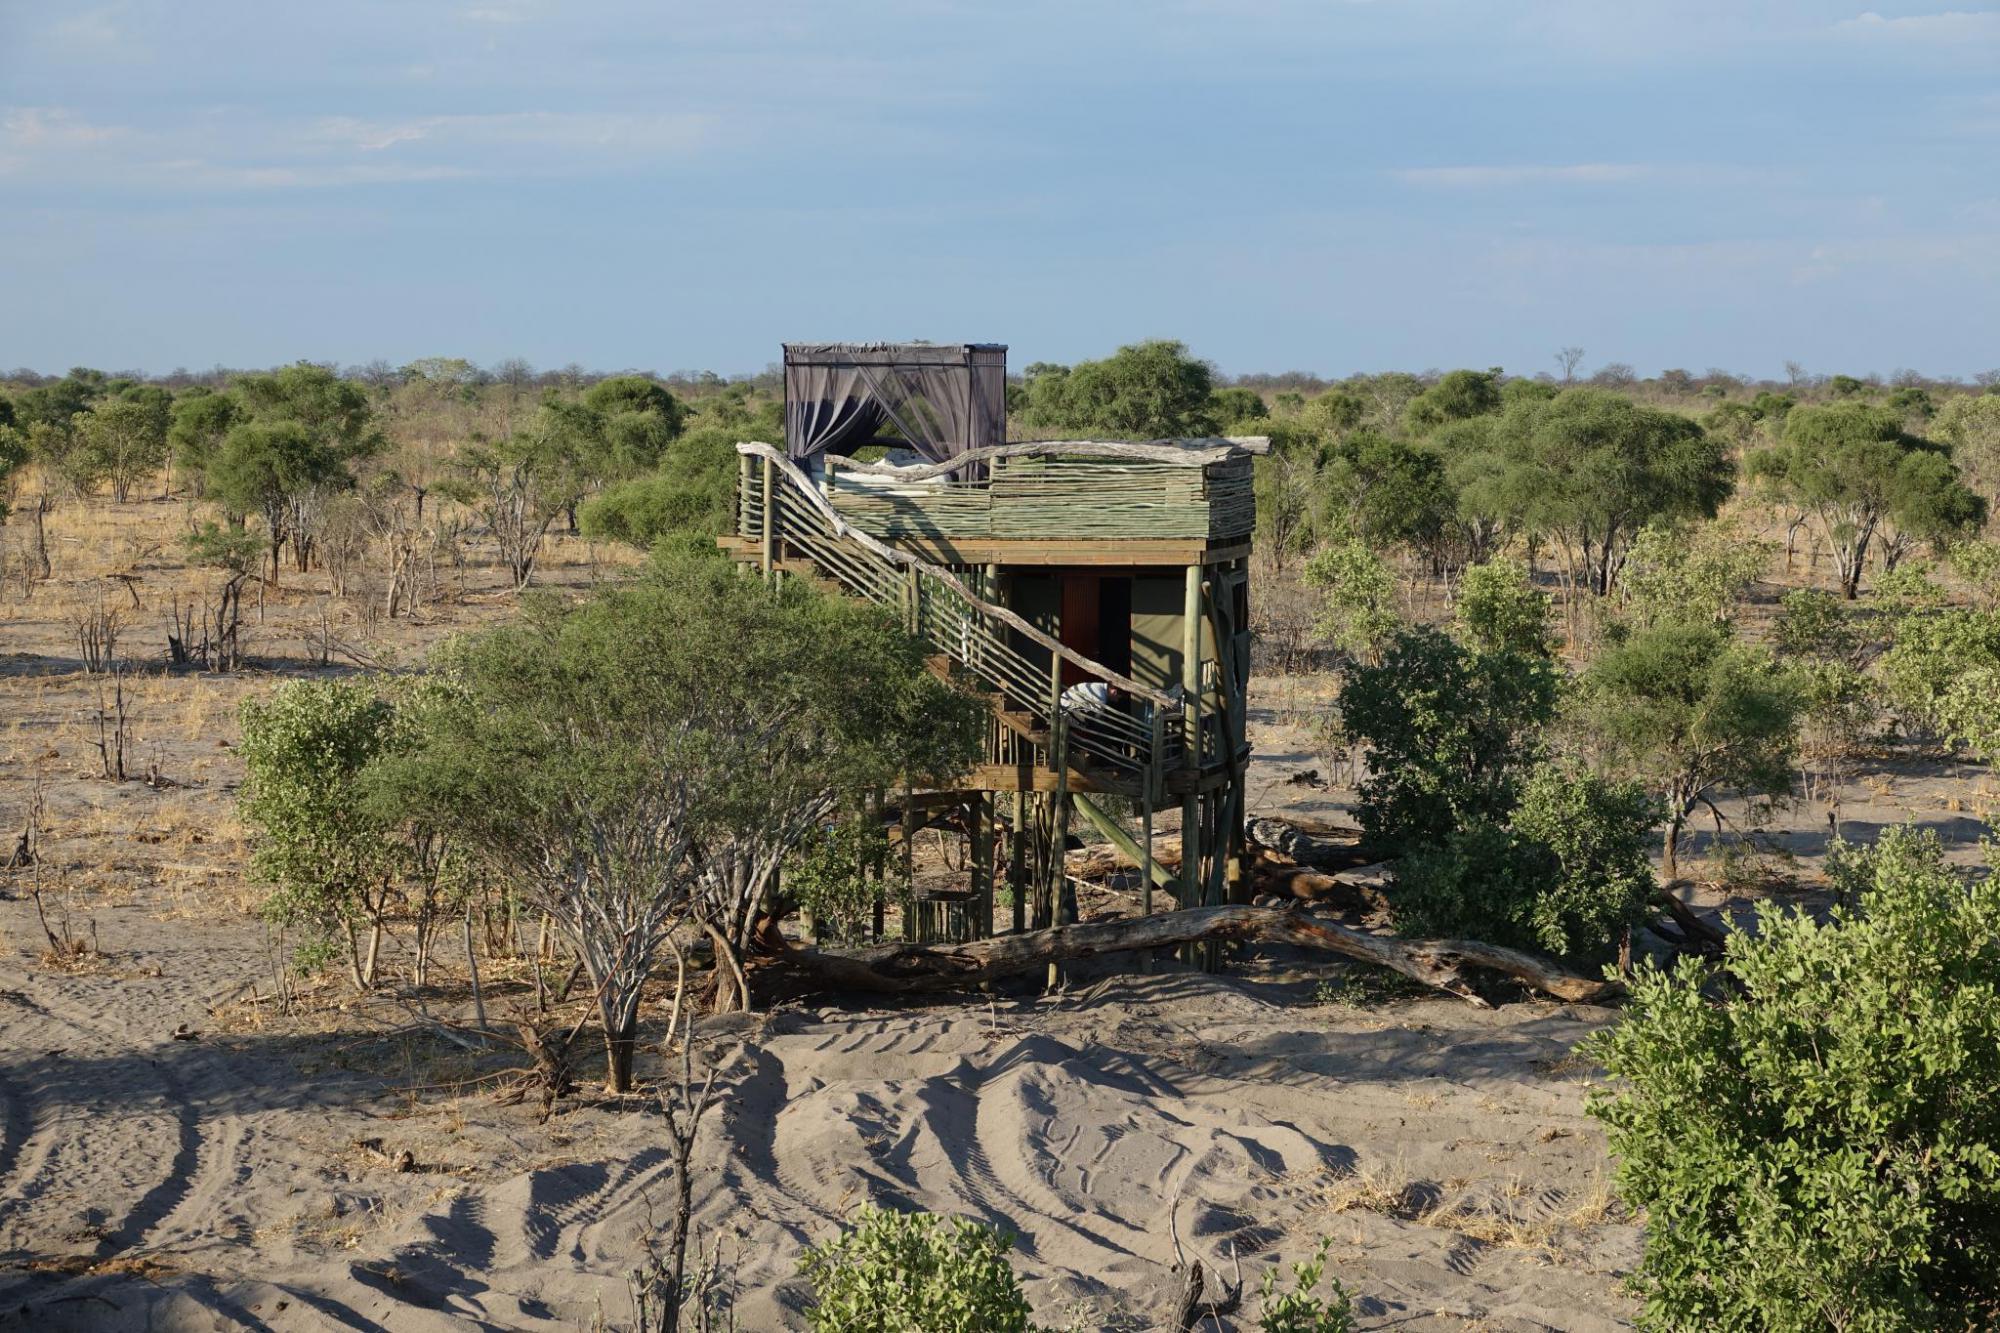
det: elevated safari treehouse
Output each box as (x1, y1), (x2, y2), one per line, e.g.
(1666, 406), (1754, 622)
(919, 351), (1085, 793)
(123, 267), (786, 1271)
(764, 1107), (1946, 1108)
(719, 343), (1259, 955)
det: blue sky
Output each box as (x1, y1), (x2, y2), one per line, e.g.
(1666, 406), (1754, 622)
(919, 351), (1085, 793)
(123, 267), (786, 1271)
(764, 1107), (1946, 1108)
(2, 1), (1996, 380)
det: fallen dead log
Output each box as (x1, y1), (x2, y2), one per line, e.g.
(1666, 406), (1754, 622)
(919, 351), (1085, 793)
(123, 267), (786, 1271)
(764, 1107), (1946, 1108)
(784, 905), (1621, 1008)
(1245, 816), (1363, 869)
(1066, 834), (1181, 882)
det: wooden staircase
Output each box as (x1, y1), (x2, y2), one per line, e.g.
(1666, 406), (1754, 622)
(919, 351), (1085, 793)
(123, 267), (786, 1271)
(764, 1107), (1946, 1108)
(736, 445), (1186, 786)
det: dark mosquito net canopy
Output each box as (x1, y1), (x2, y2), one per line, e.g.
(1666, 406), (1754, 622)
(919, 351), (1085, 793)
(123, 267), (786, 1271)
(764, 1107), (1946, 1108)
(784, 343), (1007, 466)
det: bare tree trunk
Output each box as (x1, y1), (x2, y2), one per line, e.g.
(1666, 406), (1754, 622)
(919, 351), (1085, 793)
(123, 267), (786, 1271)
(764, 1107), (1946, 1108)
(602, 995), (640, 1094)
(30, 496), (52, 580)
(465, 905), (487, 1032)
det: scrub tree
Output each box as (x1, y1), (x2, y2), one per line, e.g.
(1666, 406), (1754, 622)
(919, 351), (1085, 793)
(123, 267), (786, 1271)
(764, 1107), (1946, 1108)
(1748, 403), (1984, 598)
(1481, 389), (1735, 597)
(1016, 339), (1220, 438)
(73, 396), (170, 502)
(396, 553), (981, 1091)
(1574, 623), (1800, 880)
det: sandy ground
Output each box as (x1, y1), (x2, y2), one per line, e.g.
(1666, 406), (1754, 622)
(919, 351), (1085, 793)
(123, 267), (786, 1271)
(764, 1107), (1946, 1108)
(2, 499), (1994, 1330)
(0, 886), (1639, 1332)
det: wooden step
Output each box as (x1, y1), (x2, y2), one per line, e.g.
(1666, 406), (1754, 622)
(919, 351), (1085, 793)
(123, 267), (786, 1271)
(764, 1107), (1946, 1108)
(991, 709), (1051, 747)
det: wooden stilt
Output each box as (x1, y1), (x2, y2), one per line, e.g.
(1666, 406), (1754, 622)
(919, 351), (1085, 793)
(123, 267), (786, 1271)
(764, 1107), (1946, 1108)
(900, 792), (917, 943)
(869, 788), (886, 943)
(1048, 724), (1072, 991)
(971, 794), (992, 939)
(1010, 789), (1027, 935)
(760, 456), (776, 579)
(1179, 562), (1204, 964)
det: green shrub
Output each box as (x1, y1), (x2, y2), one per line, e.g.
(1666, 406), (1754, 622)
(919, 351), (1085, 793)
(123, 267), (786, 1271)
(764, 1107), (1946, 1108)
(1586, 827), (2000, 1329)
(798, 1206), (1041, 1333)
(239, 680), (400, 986)
(1618, 520), (1771, 630)
(787, 818), (901, 945)
(1771, 588), (1861, 666)
(1303, 538), (1401, 661)
(1939, 666), (2000, 764)
(1878, 607), (2000, 738)
(1337, 626), (1559, 857)
(1256, 1239), (1354, 1333)
(1453, 558), (1552, 657)
(1393, 763), (1657, 960)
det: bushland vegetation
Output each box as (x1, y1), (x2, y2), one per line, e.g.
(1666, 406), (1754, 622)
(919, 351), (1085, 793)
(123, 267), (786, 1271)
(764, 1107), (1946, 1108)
(4, 345), (1998, 1328)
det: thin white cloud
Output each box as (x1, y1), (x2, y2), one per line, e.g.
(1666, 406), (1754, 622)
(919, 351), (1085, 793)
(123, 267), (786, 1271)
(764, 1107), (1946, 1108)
(157, 160), (479, 190)
(1834, 10), (2000, 41)
(1393, 162), (1775, 190)
(1394, 163), (1651, 188)
(0, 105), (720, 190)
(459, 4), (533, 22)
(307, 111), (717, 155)
(2, 107), (125, 149)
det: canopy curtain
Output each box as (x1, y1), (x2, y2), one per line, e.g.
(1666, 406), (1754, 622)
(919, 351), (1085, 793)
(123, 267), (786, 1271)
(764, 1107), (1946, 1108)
(785, 361), (888, 461)
(784, 344), (1007, 473)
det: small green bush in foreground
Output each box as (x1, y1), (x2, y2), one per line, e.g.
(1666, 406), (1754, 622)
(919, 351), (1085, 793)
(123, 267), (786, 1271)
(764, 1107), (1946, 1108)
(799, 1206), (1038, 1333)
(1586, 827), (2000, 1330)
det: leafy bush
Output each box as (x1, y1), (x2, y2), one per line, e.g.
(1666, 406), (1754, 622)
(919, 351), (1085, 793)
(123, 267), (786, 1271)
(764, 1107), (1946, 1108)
(1256, 1239), (1354, 1333)
(1338, 626), (1559, 856)
(579, 424), (740, 546)
(798, 1206), (1041, 1333)
(240, 680), (401, 986)
(1587, 828), (2000, 1329)
(1303, 539), (1401, 661)
(1939, 666), (2000, 764)
(1393, 763), (1657, 960)
(787, 817), (901, 945)
(1771, 587), (1862, 666)
(1618, 520), (1771, 630)
(1453, 558), (1552, 657)
(1877, 607), (2000, 737)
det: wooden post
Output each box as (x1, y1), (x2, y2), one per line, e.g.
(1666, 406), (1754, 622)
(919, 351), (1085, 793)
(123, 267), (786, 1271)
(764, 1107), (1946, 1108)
(738, 454), (753, 536)
(870, 789), (886, 943)
(759, 456), (776, 579)
(971, 794), (992, 940)
(980, 562), (1000, 682)
(1048, 725), (1072, 991)
(1010, 789), (1027, 935)
(900, 792), (917, 943)
(1179, 563), (1203, 961)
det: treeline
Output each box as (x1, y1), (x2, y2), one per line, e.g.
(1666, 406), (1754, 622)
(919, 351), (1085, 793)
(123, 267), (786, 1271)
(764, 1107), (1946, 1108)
(0, 361), (782, 631)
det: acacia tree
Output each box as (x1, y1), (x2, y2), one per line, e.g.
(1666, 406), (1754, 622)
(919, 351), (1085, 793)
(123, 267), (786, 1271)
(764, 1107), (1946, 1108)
(447, 415), (589, 589)
(1016, 339), (1219, 438)
(73, 397), (170, 502)
(400, 554), (981, 1091)
(1575, 622), (1801, 880)
(1480, 389), (1735, 597)
(167, 390), (241, 497)
(686, 566), (985, 1004)
(207, 421), (347, 582)
(1749, 403), (1983, 598)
